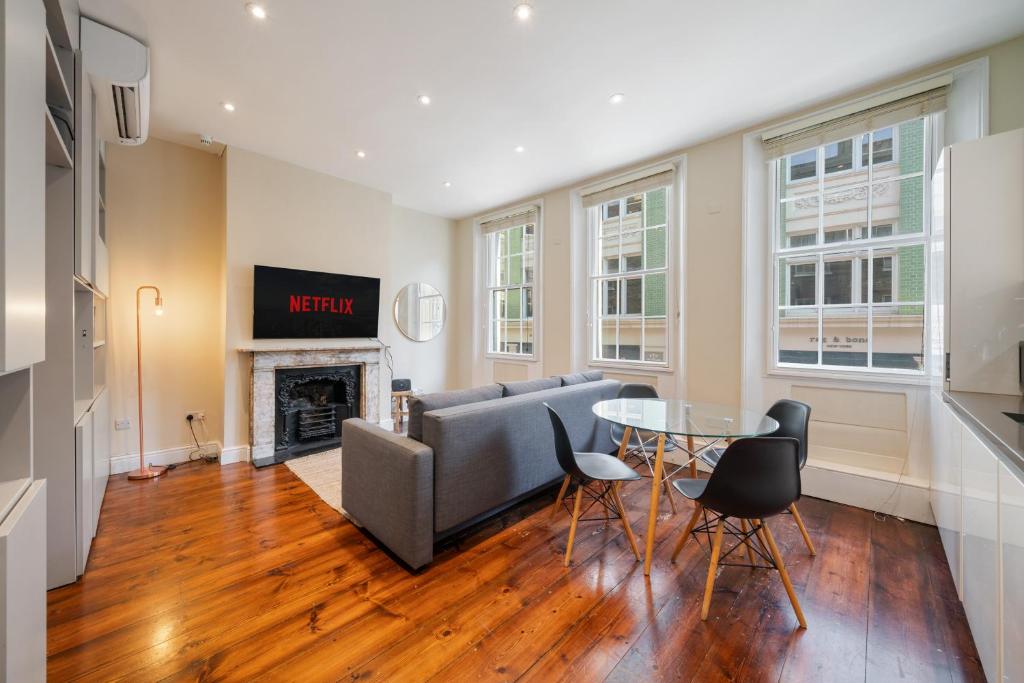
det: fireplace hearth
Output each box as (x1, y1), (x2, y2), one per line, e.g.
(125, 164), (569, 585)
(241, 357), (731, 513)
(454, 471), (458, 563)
(270, 365), (361, 465)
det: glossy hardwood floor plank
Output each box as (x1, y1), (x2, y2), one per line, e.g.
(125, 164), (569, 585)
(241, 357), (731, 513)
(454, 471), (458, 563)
(47, 460), (983, 682)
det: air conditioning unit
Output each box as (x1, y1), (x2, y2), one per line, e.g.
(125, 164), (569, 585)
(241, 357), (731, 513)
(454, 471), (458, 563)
(81, 18), (150, 146)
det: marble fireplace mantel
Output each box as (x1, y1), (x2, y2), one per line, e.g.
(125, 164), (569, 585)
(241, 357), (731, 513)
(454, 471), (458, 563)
(239, 342), (384, 466)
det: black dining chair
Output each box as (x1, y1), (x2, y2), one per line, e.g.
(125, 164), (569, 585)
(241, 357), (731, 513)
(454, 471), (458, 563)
(671, 437), (807, 628)
(698, 399), (816, 556)
(608, 383), (682, 513)
(544, 403), (642, 567)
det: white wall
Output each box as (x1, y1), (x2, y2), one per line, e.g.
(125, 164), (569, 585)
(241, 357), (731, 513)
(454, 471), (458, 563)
(222, 148), (458, 454)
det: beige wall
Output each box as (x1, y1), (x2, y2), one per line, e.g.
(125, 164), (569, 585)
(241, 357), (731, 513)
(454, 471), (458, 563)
(106, 139), (226, 457)
(453, 34), (1024, 407)
(222, 148), (458, 451)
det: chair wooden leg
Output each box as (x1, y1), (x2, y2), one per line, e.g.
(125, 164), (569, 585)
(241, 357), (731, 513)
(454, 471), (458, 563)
(643, 434), (667, 576)
(564, 484), (585, 567)
(616, 426), (633, 460)
(760, 520), (808, 629)
(740, 519), (756, 566)
(611, 486), (641, 561)
(671, 503), (703, 562)
(663, 477), (677, 515)
(700, 517), (726, 620)
(550, 475), (571, 520)
(790, 502), (817, 556)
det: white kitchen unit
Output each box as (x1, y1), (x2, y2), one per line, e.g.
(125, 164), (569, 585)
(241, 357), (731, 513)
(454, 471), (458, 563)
(943, 129), (1024, 397)
(0, 480), (47, 682)
(1000, 461), (1024, 683)
(961, 424), (1001, 679)
(930, 400), (964, 595)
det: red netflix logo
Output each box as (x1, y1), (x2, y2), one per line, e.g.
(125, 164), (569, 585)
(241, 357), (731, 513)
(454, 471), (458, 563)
(288, 295), (355, 315)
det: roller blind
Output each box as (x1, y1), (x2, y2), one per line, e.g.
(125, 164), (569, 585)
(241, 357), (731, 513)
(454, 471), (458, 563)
(480, 206), (538, 234)
(762, 83), (949, 159)
(581, 166), (674, 209)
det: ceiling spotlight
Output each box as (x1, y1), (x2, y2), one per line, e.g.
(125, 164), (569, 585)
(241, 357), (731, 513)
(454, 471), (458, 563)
(222, 102), (236, 112)
(443, 181), (452, 188)
(245, 3), (267, 19)
(513, 2), (533, 20)
(417, 94), (432, 106)
(608, 93), (625, 105)
(514, 145), (525, 153)
(356, 150), (366, 159)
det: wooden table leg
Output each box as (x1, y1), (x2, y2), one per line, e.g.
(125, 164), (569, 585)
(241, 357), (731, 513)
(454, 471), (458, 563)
(643, 433), (667, 576)
(687, 434), (697, 478)
(616, 426), (632, 461)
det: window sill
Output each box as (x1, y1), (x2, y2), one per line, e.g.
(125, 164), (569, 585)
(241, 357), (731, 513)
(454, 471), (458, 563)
(589, 360), (674, 375)
(765, 365), (933, 388)
(485, 353), (540, 364)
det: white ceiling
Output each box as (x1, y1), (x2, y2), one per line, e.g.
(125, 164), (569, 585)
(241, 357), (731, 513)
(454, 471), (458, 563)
(79, 0), (1024, 219)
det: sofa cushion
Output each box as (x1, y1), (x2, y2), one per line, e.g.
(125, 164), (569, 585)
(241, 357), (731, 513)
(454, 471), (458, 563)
(558, 370), (604, 386)
(499, 377), (561, 397)
(407, 384), (503, 442)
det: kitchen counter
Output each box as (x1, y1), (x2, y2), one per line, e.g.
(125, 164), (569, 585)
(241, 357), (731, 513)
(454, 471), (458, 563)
(944, 390), (1024, 477)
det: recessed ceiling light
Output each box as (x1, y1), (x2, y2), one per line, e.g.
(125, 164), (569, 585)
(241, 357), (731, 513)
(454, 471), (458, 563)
(356, 150), (366, 159)
(443, 181), (452, 188)
(417, 94), (432, 106)
(514, 145), (525, 153)
(513, 2), (533, 20)
(222, 102), (236, 112)
(608, 93), (625, 105)
(245, 3), (267, 19)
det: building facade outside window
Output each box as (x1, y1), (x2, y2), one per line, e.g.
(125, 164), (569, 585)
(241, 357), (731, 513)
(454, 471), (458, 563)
(486, 219), (536, 356)
(589, 186), (670, 365)
(774, 117), (929, 373)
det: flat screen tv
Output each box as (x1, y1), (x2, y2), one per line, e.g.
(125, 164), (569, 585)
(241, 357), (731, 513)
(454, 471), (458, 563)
(253, 265), (380, 339)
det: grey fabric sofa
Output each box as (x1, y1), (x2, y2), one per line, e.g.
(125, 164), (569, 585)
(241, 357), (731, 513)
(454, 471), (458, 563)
(341, 374), (620, 569)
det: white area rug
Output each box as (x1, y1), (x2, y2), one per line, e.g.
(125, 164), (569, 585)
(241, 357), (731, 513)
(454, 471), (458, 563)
(285, 448), (344, 513)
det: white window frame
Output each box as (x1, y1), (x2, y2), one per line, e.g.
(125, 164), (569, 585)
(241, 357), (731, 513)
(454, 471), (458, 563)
(587, 186), (672, 368)
(481, 205), (542, 362)
(771, 117), (931, 376)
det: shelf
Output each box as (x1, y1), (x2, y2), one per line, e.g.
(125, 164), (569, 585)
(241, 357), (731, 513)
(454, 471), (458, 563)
(45, 109), (73, 169)
(42, 0), (72, 49)
(0, 478), (31, 525)
(45, 31), (72, 112)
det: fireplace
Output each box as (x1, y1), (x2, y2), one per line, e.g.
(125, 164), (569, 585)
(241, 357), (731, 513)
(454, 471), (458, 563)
(271, 365), (361, 464)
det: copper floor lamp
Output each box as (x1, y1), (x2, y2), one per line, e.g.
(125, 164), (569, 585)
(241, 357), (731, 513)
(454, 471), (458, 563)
(128, 285), (168, 480)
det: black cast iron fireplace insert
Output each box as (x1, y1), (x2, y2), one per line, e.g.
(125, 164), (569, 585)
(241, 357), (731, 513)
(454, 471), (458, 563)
(269, 365), (361, 466)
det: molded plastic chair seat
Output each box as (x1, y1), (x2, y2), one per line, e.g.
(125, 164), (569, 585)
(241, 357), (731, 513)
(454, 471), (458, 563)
(698, 446), (724, 468)
(672, 477), (707, 500)
(575, 453), (642, 482)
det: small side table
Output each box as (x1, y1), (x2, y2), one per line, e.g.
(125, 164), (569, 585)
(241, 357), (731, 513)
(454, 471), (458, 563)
(391, 390), (414, 433)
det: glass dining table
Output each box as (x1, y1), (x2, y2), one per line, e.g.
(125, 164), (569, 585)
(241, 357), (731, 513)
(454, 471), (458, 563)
(592, 398), (780, 575)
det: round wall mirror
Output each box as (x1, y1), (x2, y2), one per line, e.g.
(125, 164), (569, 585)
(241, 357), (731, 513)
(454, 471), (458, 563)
(393, 283), (446, 342)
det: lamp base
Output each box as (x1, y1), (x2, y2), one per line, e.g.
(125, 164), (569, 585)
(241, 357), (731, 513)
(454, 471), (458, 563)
(127, 465), (168, 480)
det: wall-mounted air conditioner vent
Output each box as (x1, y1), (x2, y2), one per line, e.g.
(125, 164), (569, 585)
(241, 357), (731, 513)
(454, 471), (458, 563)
(82, 18), (150, 146)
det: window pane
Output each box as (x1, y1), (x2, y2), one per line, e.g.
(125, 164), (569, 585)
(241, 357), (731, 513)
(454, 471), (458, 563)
(823, 258), (853, 305)
(497, 255), (509, 286)
(524, 287), (533, 319)
(643, 315), (666, 363)
(604, 201), (620, 220)
(778, 307), (818, 365)
(873, 304), (924, 370)
(873, 176), (924, 236)
(625, 194), (643, 215)
(780, 153), (817, 200)
(896, 243), (925, 303)
(871, 223), (893, 239)
(896, 119), (924, 174)
(509, 254), (522, 285)
(645, 187), (667, 227)
(823, 185), (868, 242)
(597, 278), (617, 360)
(644, 273), (666, 317)
(645, 225), (666, 269)
(603, 256), (620, 275)
(780, 197), (818, 248)
(786, 260), (817, 306)
(862, 255), (894, 303)
(622, 277), (643, 315)
(509, 226), (523, 255)
(865, 127), (895, 166)
(822, 307), (868, 367)
(491, 289), (506, 321)
(788, 149), (817, 182)
(523, 223), (535, 253)
(603, 280), (618, 315)
(601, 206), (621, 239)
(507, 287), (522, 319)
(824, 139), (854, 174)
(621, 231), (643, 272)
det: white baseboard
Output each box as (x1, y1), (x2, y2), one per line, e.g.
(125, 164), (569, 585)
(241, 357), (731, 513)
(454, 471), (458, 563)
(110, 441), (246, 475)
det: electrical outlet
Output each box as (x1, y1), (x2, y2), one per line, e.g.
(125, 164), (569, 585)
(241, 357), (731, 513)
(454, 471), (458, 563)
(186, 411), (205, 422)
(114, 418), (131, 431)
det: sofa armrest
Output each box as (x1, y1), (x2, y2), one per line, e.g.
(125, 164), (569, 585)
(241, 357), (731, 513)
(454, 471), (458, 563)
(341, 419), (435, 569)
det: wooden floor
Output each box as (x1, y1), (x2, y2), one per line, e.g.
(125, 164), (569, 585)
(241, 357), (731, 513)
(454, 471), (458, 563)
(47, 459), (984, 682)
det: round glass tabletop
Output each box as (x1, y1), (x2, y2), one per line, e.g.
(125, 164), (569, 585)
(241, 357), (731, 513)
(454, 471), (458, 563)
(592, 398), (779, 439)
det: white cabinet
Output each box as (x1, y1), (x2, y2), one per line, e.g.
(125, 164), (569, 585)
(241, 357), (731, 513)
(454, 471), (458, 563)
(90, 387), (109, 538)
(1000, 462), (1024, 683)
(930, 401), (964, 595)
(0, 0), (47, 372)
(962, 426), (1001, 680)
(944, 129), (1024, 397)
(74, 409), (93, 573)
(0, 480), (47, 682)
